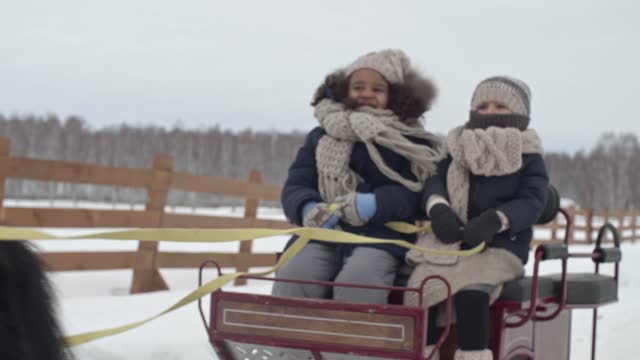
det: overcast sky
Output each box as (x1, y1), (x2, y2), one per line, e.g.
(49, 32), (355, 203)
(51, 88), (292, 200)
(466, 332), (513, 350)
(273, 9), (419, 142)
(1, 0), (638, 153)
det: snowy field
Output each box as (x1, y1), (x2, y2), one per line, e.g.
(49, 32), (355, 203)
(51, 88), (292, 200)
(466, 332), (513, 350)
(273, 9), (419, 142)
(10, 203), (636, 359)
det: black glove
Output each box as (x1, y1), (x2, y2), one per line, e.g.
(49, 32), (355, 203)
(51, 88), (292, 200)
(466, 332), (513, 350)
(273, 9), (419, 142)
(463, 209), (502, 248)
(429, 203), (464, 243)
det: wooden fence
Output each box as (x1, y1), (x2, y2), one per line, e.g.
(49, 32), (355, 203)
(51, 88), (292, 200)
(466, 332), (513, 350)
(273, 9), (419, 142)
(0, 136), (634, 293)
(0, 137), (290, 292)
(532, 207), (636, 245)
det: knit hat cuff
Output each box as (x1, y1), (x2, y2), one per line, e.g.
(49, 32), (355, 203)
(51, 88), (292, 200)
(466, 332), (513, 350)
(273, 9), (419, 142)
(344, 49), (410, 84)
(470, 77), (531, 116)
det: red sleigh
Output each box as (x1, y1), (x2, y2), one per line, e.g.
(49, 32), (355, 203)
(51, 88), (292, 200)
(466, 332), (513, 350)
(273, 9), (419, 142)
(199, 207), (621, 360)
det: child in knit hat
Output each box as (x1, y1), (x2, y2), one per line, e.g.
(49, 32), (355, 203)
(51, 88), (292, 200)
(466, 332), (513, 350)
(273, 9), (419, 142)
(272, 49), (444, 304)
(405, 76), (550, 360)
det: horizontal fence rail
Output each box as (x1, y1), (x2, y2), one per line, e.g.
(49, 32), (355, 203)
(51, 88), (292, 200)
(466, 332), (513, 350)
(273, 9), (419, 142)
(0, 137), (288, 292)
(0, 137), (633, 293)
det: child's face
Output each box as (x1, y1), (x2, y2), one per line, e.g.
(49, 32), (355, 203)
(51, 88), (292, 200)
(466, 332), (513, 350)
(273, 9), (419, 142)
(348, 69), (389, 109)
(475, 101), (513, 115)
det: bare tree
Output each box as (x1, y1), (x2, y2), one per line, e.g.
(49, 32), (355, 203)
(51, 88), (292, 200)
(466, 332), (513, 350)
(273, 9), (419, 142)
(2, 113), (635, 211)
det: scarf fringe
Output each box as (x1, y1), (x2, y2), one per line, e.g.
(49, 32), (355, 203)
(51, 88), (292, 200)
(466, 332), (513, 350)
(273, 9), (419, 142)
(314, 99), (443, 201)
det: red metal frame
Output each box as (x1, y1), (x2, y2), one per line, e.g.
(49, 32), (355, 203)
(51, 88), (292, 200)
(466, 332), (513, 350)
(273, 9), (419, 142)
(199, 264), (453, 359)
(492, 210), (622, 360)
(198, 208), (621, 360)
(211, 291), (424, 359)
(565, 222), (620, 360)
(490, 208), (572, 359)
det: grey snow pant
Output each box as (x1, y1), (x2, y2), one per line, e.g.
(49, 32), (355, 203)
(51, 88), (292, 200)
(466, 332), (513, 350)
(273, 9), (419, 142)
(271, 242), (399, 304)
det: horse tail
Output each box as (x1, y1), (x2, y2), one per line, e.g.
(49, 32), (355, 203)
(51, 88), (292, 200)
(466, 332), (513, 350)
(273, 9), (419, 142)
(0, 241), (73, 360)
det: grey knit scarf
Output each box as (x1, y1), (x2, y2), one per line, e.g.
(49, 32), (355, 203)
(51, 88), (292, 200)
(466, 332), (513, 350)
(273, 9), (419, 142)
(313, 99), (443, 202)
(404, 126), (543, 308)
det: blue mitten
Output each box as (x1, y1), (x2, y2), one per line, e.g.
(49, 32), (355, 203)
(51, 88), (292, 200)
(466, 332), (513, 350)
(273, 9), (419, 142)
(338, 192), (377, 226)
(301, 201), (340, 229)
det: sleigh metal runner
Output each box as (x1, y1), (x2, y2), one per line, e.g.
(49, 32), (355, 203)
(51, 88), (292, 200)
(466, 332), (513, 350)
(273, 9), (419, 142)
(200, 207), (621, 360)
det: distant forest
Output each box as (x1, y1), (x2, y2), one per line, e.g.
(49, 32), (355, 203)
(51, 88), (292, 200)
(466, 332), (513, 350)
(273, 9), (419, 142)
(1, 114), (638, 211)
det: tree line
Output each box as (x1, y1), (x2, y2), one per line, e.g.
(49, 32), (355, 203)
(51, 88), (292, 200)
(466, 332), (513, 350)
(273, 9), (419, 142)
(0, 114), (636, 210)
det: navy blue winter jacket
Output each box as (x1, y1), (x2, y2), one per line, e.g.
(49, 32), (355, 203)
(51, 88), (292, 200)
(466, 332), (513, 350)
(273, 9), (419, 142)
(422, 154), (549, 264)
(282, 126), (431, 260)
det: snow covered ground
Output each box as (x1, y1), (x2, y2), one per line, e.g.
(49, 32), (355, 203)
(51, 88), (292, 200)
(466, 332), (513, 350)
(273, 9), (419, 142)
(14, 204), (637, 359)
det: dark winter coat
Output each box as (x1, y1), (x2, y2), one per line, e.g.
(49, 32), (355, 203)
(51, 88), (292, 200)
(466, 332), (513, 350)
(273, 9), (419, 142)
(422, 153), (549, 264)
(282, 126), (430, 260)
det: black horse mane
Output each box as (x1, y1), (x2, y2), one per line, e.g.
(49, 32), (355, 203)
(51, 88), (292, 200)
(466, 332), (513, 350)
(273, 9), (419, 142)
(0, 241), (73, 360)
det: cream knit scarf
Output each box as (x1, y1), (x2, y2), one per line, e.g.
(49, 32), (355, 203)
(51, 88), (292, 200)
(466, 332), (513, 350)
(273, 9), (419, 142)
(411, 125), (544, 265)
(447, 125), (544, 222)
(404, 126), (543, 308)
(314, 99), (443, 202)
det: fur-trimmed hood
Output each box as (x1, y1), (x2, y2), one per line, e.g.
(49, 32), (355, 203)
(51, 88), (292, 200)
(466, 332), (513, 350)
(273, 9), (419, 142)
(311, 67), (438, 125)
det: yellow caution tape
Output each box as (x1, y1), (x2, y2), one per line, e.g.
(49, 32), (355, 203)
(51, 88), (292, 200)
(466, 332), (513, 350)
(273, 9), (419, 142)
(0, 224), (484, 347)
(64, 235), (313, 347)
(0, 224), (479, 257)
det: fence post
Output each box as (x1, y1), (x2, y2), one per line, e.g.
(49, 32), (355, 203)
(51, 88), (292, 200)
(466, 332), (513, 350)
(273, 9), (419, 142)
(130, 155), (172, 294)
(234, 170), (262, 286)
(585, 209), (593, 244)
(0, 138), (9, 224)
(567, 206), (576, 244)
(618, 210), (625, 243)
(603, 210), (610, 243)
(632, 210), (638, 243)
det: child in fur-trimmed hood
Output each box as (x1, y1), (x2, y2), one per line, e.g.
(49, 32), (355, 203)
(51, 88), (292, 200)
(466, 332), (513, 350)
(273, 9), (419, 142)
(272, 49), (444, 304)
